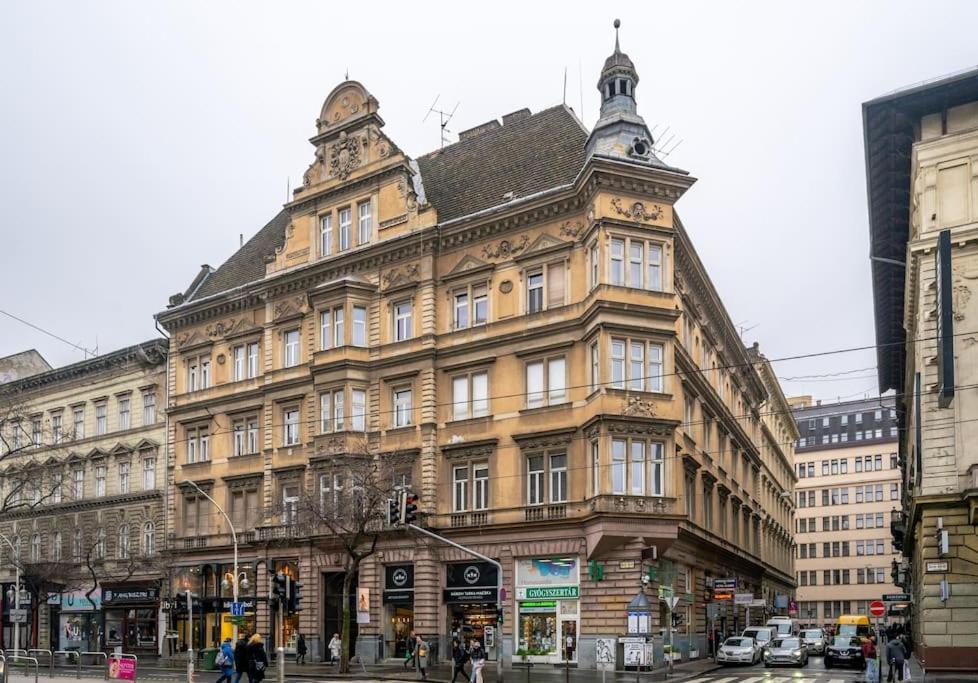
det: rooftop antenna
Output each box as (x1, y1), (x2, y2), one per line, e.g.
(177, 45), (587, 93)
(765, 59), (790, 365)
(563, 66), (567, 106)
(423, 95), (459, 148)
(578, 58), (584, 121)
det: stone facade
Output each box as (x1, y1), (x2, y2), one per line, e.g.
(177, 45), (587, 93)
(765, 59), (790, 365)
(157, 24), (795, 669)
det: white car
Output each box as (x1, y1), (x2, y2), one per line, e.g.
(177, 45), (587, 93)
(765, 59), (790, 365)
(717, 636), (760, 665)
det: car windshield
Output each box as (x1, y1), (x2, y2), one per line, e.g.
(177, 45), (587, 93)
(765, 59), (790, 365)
(724, 638), (750, 647)
(833, 636), (861, 647)
(802, 630), (823, 639)
(771, 638), (801, 649)
(744, 629), (771, 641)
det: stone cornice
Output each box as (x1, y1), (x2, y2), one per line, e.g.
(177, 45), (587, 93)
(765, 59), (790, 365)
(0, 490), (162, 521)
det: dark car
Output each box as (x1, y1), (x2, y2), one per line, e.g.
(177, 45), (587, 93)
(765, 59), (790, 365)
(825, 635), (865, 669)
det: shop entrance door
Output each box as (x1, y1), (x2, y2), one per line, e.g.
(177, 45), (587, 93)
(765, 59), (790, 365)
(560, 620), (577, 662)
(449, 604), (496, 661)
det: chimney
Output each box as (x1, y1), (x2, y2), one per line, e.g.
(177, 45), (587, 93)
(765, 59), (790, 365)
(458, 119), (501, 142)
(816, 400), (822, 406)
(502, 108), (531, 125)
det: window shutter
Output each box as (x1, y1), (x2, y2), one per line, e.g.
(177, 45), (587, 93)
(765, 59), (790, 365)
(547, 262), (565, 308)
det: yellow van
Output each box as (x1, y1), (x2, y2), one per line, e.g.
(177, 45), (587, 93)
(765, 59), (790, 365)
(836, 615), (871, 640)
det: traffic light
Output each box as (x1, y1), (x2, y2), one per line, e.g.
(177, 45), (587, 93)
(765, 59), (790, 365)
(400, 491), (419, 524)
(891, 559), (900, 585)
(289, 581), (304, 614)
(496, 608), (504, 626)
(270, 571), (288, 607)
(388, 497), (400, 525)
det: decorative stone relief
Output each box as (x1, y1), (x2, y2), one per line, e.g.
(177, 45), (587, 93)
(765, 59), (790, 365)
(397, 177), (418, 212)
(611, 196), (663, 222)
(498, 280), (513, 294)
(327, 131), (363, 180)
(273, 295), (308, 320)
(622, 395), (656, 417)
(953, 283), (971, 321)
(481, 234), (529, 260)
(303, 147), (326, 186)
(559, 220), (585, 239)
(382, 263), (420, 289)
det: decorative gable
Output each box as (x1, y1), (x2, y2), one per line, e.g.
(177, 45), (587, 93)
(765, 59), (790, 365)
(514, 233), (573, 262)
(443, 254), (494, 282)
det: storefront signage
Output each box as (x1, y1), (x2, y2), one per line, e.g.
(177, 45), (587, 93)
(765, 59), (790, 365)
(519, 600), (556, 613)
(385, 565), (415, 591)
(50, 588), (102, 612)
(517, 586), (579, 600)
(714, 577), (737, 591)
(447, 562), (498, 589)
(713, 592), (733, 601)
(883, 593), (911, 602)
(515, 557), (578, 586)
(734, 593), (754, 606)
(382, 590), (414, 605)
(926, 561), (949, 573)
(443, 587), (498, 603)
(103, 587), (158, 605)
(219, 597), (258, 611)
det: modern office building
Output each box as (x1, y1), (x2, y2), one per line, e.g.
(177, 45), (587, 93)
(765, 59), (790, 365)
(789, 396), (902, 629)
(866, 67), (978, 673)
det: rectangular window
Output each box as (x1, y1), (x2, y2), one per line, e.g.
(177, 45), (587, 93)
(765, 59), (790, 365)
(648, 343), (664, 392)
(283, 409), (299, 446)
(650, 442), (664, 496)
(339, 207), (351, 250)
(233, 421), (246, 456)
(95, 465), (106, 497)
(351, 389), (366, 431)
(629, 242), (643, 287)
(527, 269), (544, 313)
(143, 458), (155, 490)
(454, 291), (469, 330)
(284, 329), (300, 367)
(550, 453), (568, 503)
(453, 465), (469, 512)
(201, 358), (211, 388)
(74, 469), (84, 498)
(119, 462), (130, 494)
(527, 455), (545, 505)
(333, 390), (345, 431)
(73, 407), (85, 439)
(611, 339), (625, 389)
(51, 413), (63, 443)
(233, 345), (246, 381)
(591, 441), (600, 496)
(855, 457), (863, 473)
(357, 201), (371, 245)
(610, 238), (625, 285)
(247, 342), (259, 377)
(247, 419), (259, 454)
(629, 440), (645, 495)
(320, 214), (333, 256)
(589, 243), (599, 290)
(95, 403), (107, 435)
(525, 357), (565, 408)
(629, 342), (644, 391)
(334, 307), (344, 347)
(648, 243), (663, 290)
(473, 283), (488, 325)
(118, 398), (131, 431)
(548, 357), (566, 404)
(612, 439), (626, 494)
(474, 464), (489, 510)
(321, 310), (332, 350)
(350, 305), (367, 346)
(394, 388), (413, 427)
(394, 301), (413, 341)
(547, 262), (565, 308)
(590, 343), (599, 392)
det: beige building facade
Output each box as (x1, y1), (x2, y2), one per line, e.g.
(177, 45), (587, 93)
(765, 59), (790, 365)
(790, 396), (902, 628)
(0, 340), (167, 654)
(157, 25), (795, 668)
(867, 68), (978, 673)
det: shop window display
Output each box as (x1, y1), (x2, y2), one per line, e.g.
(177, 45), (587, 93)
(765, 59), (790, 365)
(518, 606), (557, 655)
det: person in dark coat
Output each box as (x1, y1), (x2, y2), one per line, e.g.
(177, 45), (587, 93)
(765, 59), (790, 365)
(886, 636), (907, 682)
(247, 634), (268, 683)
(233, 636), (250, 683)
(451, 639), (469, 682)
(296, 633), (307, 665)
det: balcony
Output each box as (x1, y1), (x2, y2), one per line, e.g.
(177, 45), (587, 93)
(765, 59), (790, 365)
(890, 508), (907, 551)
(589, 494), (676, 515)
(429, 497), (676, 530)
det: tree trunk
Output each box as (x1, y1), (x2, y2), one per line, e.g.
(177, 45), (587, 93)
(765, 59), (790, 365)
(339, 561), (357, 674)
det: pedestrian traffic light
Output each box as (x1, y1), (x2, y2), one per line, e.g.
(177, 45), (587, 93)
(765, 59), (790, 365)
(388, 497), (400, 525)
(496, 608), (504, 625)
(289, 580), (304, 614)
(400, 491), (419, 524)
(270, 571), (288, 606)
(936, 524), (949, 556)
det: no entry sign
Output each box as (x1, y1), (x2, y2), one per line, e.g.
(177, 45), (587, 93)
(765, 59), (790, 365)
(869, 600), (886, 617)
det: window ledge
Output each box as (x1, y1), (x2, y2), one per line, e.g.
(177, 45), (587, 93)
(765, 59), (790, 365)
(605, 387), (673, 401)
(445, 415), (494, 429)
(518, 401), (571, 416)
(384, 425), (418, 437)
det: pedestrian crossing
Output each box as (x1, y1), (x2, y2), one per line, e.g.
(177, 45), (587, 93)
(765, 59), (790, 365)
(682, 674), (864, 683)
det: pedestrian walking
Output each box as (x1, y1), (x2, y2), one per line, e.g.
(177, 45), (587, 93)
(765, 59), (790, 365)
(404, 630), (417, 669)
(886, 635), (907, 682)
(469, 640), (485, 683)
(451, 639), (469, 682)
(328, 632), (342, 664)
(415, 633), (430, 681)
(215, 638), (235, 683)
(296, 633), (307, 664)
(247, 634), (268, 683)
(233, 635), (251, 683)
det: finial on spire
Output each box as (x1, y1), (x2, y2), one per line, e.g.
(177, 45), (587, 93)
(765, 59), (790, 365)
(614, 18), (621, 52)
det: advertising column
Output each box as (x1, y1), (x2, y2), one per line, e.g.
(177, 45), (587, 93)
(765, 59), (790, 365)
(515, 557), (580, 664)
(382, 565), (414, 660)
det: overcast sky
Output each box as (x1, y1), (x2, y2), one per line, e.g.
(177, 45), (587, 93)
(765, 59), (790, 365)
(2, 1), (976, 403)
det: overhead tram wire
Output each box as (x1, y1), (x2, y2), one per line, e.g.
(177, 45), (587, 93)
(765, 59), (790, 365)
(0, 309), (98, 358)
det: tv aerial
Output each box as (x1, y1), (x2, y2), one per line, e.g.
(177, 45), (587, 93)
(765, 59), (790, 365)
(424, 95), (459, 148)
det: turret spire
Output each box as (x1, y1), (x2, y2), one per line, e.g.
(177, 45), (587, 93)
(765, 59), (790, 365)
(614, 18), (621, 53)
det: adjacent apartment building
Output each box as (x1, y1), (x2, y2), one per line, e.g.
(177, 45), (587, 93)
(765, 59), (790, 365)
(866, 67), (978, 673)
(0, 341), (168, 654)
(789, 396), (902, 629)
(156, 23), (796, 668)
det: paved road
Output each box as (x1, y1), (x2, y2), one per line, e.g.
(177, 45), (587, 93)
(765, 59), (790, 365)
(694, 654), (882, 683)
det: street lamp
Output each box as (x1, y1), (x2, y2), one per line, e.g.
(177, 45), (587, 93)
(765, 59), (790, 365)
(0, 532), (22, 653)
(179, 480), (241, 642)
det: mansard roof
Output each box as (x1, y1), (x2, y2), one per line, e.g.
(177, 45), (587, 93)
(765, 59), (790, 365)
(181, 105), (588, 305)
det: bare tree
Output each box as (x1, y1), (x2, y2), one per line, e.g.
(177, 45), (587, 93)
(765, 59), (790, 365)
(297, 445), (411, 673)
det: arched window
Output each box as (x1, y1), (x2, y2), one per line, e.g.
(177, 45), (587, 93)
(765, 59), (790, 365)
(142, 522), (156, 557)
(94, 528), (106, 560)
(30, 533), (40, 562)
(53, 531), (62, 562)
(117, 524), (130, 560)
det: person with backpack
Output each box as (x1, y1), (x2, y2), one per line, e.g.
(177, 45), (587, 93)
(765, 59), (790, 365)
(247, 634), (268, 682)
(886, 634), (908, 682)
(450, 639), (469, 682)
(233, 636), (250, 683)
(215, 637), (235, 683)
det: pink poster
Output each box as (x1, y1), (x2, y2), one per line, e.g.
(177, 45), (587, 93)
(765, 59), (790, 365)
(108, 656), (136, 681)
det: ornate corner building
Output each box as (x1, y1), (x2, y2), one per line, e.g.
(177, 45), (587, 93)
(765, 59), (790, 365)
(0, 340), (167, 653)
(156, 25), (796, 667)
(866, 68), (978, 673)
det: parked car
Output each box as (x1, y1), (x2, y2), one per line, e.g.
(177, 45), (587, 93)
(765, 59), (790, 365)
(800, 628), (827, 655)
(741, 627), (775, 647)
(824, 635), (865, 669)
(762, 637), (808, 668)
(765, 617), (798, 636)
(716, 637), (760, 665)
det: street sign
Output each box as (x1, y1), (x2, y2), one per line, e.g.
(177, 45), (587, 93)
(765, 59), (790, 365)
(734, 593), (753, 606)
(230, 602), (246, 617)
(658, 586), (674, 600)
(9, 608), (27, 623)
(869, 600), (886, 617)
(883, 593), (911, 602)
(714, 577), (737, 591)
(926, 561), (949, 573)
(664, 596), (680, 611)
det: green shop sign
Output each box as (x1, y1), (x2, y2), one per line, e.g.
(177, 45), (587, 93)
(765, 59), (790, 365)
(521, 586), (579, 599)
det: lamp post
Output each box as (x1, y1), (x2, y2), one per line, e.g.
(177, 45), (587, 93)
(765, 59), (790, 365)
(0, 532), (22, 652)
(180, 480), (245, 642)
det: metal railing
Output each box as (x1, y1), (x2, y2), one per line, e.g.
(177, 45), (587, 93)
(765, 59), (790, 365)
(52, 650), (79, 676)
(80, 651), (108, 679)
(5, 654), (39, 683)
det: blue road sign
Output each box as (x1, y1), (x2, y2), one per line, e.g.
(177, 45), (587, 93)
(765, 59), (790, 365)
(230, 601), (245, 617)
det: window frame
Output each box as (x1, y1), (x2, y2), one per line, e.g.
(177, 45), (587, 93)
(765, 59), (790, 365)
(524, 355), (566, 408)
